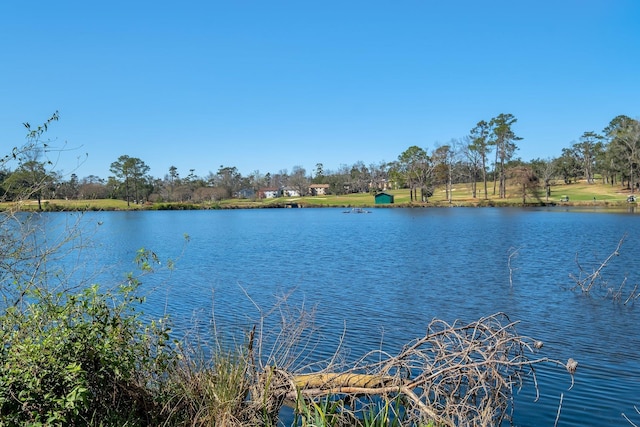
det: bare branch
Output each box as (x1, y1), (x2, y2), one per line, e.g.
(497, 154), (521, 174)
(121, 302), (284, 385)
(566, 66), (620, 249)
(250, 312), (575, 426)
(571, 235), (625, 293)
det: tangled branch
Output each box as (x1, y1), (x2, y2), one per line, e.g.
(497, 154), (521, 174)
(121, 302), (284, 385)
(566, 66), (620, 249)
(250, 312), (575, 427)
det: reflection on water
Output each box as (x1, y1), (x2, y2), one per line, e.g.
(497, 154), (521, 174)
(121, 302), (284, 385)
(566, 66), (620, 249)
(35, 207), (640, 426)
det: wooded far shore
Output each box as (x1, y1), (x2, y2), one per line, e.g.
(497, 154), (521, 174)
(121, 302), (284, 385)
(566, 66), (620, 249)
(3, 180), (638, 211)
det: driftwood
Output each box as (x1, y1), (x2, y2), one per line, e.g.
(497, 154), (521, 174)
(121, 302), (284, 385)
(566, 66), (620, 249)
(248, 312), (575, 427)
(292, 372), (402, 390)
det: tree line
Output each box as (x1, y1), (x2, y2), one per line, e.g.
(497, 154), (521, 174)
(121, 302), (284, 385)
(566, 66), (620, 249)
(2, 112), (640, 206)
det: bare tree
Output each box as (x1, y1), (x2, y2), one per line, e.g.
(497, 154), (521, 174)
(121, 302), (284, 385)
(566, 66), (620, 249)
(288, 165), (309, 196)
(509, 165), (539, 204)
(574, 132), (603, 184)
(396, 146), (433, 202)
(368, 161), (390, 192)
(2, 113), (61, 209)
(461, 136), (482, 198)
(348, 161), (371, 193)
(530, 158), (556, 202)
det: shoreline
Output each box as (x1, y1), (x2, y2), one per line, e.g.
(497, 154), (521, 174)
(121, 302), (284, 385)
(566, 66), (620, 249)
(3, 199), (637, 212)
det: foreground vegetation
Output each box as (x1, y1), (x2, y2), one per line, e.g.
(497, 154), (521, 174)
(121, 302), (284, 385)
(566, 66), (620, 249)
(1, 238), (576, 426)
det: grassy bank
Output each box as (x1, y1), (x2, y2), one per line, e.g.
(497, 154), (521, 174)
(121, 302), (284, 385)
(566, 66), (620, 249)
(1, 180), (637, 211)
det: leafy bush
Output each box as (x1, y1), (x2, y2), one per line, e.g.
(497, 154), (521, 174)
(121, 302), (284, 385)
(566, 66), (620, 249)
(0, 263), (173, 426)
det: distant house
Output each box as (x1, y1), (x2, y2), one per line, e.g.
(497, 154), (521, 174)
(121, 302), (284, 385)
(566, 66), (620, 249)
(369, 179), (392, 192)
(258, 187), (280, 199)
(235, 188), (255, 199)
(309, 183), (330, 196)
(282, 187), (300, 197)
(374, 192), (394, 205)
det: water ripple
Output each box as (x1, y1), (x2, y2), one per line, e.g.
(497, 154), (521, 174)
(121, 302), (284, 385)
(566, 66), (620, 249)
(50, 208), (640, 426)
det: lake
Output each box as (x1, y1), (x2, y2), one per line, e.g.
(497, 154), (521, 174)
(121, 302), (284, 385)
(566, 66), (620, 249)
(35, 207), (640, 426)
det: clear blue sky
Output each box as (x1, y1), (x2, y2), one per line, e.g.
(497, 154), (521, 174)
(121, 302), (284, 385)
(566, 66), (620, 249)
(1, 1), (639, 180)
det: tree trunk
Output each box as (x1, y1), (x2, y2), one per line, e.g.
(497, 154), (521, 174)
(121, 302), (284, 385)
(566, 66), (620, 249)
(493, 150), (498, 195)
(545, 183), (550, 202)
(125, 177), (131, 207)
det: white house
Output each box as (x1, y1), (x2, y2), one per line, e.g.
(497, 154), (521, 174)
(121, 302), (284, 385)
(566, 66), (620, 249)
(258, 187), (280, 199)
(282, 187), (301, 197)
(309, 183), (330, 196)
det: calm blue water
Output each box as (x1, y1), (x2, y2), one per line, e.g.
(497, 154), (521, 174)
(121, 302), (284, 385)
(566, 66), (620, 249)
(33, 207), (640, 426)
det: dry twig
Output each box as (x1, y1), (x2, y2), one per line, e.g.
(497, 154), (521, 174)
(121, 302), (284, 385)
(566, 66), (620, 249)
(570, 235), (625, 294)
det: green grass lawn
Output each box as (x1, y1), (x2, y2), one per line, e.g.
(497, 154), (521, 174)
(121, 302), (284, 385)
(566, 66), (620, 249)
(273, 180), (636, 208)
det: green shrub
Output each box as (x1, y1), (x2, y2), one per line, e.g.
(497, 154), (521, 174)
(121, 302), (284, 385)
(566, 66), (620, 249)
(0, 260), (174, 426)
(0, 115), (267, 426)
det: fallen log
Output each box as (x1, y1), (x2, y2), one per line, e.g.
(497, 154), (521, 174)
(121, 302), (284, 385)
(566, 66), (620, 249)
(292, 372), (402, 390)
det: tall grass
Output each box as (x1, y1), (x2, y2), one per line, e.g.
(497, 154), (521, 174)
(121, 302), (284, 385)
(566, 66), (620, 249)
(161, 344), (252, 426)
